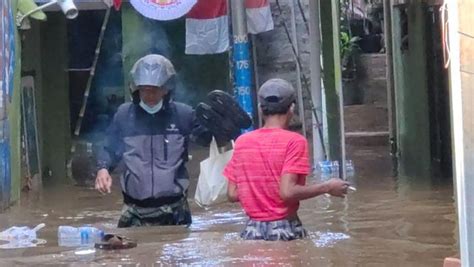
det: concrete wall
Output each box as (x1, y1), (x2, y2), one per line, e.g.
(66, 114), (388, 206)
(253, 0), (313, 133)
(22, 15), (71, 184)
(391, 3), (431, 178)
(39, 14), (71, 183)
(10, 0), (22, 205)
(452, 0), (474, 262)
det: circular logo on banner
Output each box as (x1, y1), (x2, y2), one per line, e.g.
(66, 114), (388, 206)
(130, 0), (197, 21)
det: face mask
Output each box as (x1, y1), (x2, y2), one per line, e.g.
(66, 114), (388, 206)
(139, 100), (163, 114)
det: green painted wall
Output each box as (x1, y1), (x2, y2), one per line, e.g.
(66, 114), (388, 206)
(320, 0), (343, 161)
(9, 0), (22, 203)
(38, 14), (71, 184)
(391, 4), (431, 178)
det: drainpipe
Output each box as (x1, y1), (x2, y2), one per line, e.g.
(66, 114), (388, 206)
(230, 0), (254, 131)
(289, 0), (307, 138)
(309, 0), (325, 164)
(383, 0), (398, 176)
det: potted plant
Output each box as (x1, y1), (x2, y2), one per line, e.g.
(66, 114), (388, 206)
(340, 30), (362, 105)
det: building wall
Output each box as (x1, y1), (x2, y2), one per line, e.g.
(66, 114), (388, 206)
(10, 0), (21, 205)
(0, 0), (21, 209)
(22, 15), (71, 184)
(455, 0), (474, 261)
(391, 3), (431, 178)
(253, 0), (313, 133)
(39, 14), (71, 183)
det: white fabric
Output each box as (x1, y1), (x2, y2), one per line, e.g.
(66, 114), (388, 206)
(194, 138), (233, 207)
(246, 6), (274, 34)
(185, 16), (229, 55)
(130, 0), (197, 21)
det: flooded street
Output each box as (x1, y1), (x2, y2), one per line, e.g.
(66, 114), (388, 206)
(0, 145), (457, 266)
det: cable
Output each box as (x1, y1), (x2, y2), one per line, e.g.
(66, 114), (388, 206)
(440, 2), (451, 69)
(275, 0), (328, 159)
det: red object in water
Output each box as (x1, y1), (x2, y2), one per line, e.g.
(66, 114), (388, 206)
(113, 0), (122, 11)
(443, 257), (461, 267)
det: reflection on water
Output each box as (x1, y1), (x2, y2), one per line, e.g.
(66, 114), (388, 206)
(0, 146), (457, 266)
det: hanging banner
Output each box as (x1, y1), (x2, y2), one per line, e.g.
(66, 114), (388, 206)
(130, 0), (197, 21)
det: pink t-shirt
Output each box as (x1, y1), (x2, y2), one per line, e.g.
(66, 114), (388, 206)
(223, 128), (310, 221)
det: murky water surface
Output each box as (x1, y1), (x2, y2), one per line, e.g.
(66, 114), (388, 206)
(0, 146), (457, 266)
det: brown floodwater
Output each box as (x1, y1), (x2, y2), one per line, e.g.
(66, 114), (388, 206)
(0, 146), (458, 266)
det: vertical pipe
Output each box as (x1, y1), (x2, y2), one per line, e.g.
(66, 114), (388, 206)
(383, 0), (397, 176)
(251, 35), (263, 128)
(332, 0), (347, 180)
(309, 0), (325, 164)
(231, 0), (254, 131)
(290, 0), (307, 137)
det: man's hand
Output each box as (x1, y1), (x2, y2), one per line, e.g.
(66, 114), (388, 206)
(324, 178), (350, 198)
(95, 169), (112, 194)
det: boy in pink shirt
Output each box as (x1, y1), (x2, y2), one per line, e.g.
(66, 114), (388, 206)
(224, 79), (349, 241)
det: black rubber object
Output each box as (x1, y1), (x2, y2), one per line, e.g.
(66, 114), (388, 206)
(196, 102), (240, 143)
(206, 90), (252, 129)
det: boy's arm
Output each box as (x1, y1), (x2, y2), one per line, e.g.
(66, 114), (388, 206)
(227, 181), (239, 202)
(280, 174), (350, 202)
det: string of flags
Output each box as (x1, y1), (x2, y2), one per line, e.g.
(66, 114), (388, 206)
(106, 0), (274, 55)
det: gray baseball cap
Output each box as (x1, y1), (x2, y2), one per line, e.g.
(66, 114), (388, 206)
(258, 79), (296, 113)
(130, 54), (176, 93)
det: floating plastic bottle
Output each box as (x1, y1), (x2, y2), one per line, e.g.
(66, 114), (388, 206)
(0, 223), (45, 242)
(0, 223), (46, 249)
(58, 226), (104, 247)
(316, 160), (355, 180)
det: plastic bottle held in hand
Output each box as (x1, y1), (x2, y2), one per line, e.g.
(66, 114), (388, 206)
(58, 226), (104, 247)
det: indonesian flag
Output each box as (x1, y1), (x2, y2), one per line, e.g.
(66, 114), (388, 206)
(185, 0), (229, 55)
(245, 0), (274, 34)
(185, 0), (274, 55)
(113, 0), (122, 11)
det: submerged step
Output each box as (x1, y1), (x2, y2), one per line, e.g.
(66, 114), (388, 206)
(345, 131), (389, 146)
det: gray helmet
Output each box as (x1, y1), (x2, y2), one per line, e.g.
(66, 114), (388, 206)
(130, 54), (176, 93)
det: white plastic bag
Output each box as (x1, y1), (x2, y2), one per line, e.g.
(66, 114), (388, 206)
(194, 138), (234, 207)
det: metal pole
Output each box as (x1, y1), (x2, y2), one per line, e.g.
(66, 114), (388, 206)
(289, 0), (307, 138)
(334, 0), (347, 180)
(309, 0), (325, 165)
(383, 0), (397, 176)
(231, 0), (254, 131)
(251, 35), (263, 128)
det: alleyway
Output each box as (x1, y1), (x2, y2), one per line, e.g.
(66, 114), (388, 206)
(0, 145), (457, 266)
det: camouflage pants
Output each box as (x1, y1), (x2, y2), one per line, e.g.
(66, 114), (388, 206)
(240, 217), (307, 241)
(117, 197), (192, 228)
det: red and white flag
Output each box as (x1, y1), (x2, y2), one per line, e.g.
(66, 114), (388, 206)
(185, 0), (229, 55)
(245, 0), (274, 34)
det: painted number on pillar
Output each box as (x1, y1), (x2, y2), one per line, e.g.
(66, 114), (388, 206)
(234, 35), (248, 44)
(236, 60), (250, 70)
(237, 86), (251, 96)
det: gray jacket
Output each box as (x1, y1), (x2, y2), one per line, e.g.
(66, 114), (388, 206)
(97, 101), (209, 203)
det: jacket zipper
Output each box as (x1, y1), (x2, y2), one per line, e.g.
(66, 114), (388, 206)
(164, 134), (168, 161)
(151, 114), (155, 197)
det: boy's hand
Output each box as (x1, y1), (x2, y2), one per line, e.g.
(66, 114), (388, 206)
(325, 178), (350, 197)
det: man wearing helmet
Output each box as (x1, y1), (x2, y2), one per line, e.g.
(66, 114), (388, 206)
(95, 55), (212, 228)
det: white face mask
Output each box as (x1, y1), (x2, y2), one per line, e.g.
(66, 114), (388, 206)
(139, 100), (163, 114)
